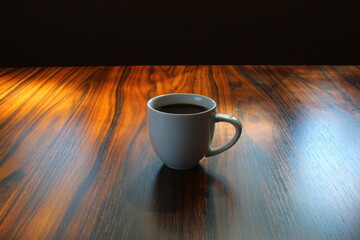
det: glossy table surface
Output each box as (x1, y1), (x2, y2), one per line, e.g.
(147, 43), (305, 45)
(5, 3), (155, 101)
(0, 66), (359, 239)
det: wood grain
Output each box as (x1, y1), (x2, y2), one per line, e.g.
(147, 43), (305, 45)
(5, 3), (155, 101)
(0, 66), (359, 239)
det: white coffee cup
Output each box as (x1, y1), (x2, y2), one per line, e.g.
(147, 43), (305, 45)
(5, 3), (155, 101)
(147, 93), (242, 170)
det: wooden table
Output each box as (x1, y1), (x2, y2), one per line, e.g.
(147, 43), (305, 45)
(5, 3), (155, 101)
(0, 66), (359, 239)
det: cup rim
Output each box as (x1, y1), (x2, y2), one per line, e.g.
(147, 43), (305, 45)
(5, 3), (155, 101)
(147, 93), (217, 116)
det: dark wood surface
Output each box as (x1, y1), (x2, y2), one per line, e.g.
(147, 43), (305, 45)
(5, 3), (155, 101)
(0, 66), (359, 239)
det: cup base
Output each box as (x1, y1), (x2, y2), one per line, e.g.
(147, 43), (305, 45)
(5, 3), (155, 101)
(164, 163), (199, 170)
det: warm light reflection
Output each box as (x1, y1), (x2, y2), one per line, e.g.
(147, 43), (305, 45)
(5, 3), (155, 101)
(0, 66), (151, 239)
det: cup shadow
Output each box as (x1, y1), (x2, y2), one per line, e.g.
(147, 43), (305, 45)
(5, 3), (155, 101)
(126, 163), (237, 236)
(127, 163), (234, 213)
(151, 165), (217, 213)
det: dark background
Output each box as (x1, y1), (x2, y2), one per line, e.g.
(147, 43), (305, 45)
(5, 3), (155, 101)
(0, 0), (359, 66)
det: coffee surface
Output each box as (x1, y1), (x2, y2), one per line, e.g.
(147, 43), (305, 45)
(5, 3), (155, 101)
(156, 104), (208, 114)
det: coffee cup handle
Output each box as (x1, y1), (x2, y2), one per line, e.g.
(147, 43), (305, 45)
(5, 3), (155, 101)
(205, 113), (242, 157)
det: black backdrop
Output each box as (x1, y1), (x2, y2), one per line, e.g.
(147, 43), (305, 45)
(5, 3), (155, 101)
(0, 0), (359, 66)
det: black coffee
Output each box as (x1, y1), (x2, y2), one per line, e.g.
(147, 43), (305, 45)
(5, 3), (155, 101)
(156, 104), (208, 114)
